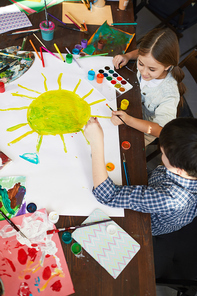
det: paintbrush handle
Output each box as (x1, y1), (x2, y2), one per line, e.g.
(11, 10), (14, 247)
(47, 219), (112, 235)
(0, 210), (20, 232)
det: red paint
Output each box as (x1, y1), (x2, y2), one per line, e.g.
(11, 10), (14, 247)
(111, 80), (116, 85)
(31, 243), (37, 247)
(14, 242), (23, 249)
(51, 263), (57, 268)
(121, 80), (127, 85)
(28, 248), (38, 262)
(25, 275), (31, 280)
(18, 248), (28, 265)
(4, 258), (16, 272)
(117, 76), (122, 81)
(42, 266), (51, 280)
(46, 254), (50, 258)
(50, 280), (62, 292)
(17, 282), (32, 296)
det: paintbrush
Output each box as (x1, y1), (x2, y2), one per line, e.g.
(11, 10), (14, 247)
(0, 209), (28, 240)
(123, 153), (131, 185)
(106, 104), (128, 126)
(47, 219), (112, 235)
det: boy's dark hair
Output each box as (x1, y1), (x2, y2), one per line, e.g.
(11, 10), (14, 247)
(159, 118), (197, 178)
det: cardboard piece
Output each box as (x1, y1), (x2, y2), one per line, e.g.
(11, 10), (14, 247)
(62, 2), (113, 25)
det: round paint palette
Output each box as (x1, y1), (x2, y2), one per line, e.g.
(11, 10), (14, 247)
(98, 66), (133, 95)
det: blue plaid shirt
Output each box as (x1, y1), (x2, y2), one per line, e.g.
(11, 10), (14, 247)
(93, 166), (197, 235)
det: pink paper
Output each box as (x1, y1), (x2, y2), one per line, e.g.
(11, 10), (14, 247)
(0, 209), (74, 296)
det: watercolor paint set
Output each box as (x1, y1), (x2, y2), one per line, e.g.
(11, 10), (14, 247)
(97, 66), (133, 95)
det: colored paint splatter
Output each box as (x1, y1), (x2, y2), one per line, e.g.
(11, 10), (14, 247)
(51, 280), (62, 292)
(0, 74), (109, 154)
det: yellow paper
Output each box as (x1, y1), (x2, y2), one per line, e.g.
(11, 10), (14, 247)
(62, 2), (113, 25)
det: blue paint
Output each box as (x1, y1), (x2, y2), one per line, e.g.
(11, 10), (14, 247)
(19, 153), (39, 164)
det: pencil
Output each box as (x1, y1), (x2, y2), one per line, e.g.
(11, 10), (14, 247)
(33, 33), (47, 49)
(65, 47), (81, 68)
(66, 12), (86, 31)
(123, 153), (131, 185)
(41, 46), (61, 61)
(40, 47), (45, 67)
(54, 43), (65, 62)
(0, 52), (31, 61)
(79, 53), (109, 59)
(83, 20), (88, 31)
(9, 28), (40, 35)
(65, 13), (81, 29)
(47, 12), (67, 26)
(106, 103), (127, 126)
(29, 39), (41, 60)
(111, 23), (137, 26)
(0, 209), (28, 240)
(81, 0), (89, 10)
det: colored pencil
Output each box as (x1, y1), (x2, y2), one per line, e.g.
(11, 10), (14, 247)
(111, 22), (137, 25)
(58, 25), (81, 33)
(106, 103), (127, 126)
(83, 20), (88, 31)
(29, 39), (41, 59)
(33, 33), (47, 49)
(81, 0), (89, 10)
(8, 28), (40, 35)
(21, 36), (27, 50)
(65, 12), (86, 31)
(65, 13), (81, 29)
(54, 43), (65, 62)
(47, 219), (112, 235)
(123, 153), (131, 185)
(79, 52), (109, 59)
(65, 47), (81, 68)
(0, 209), (28, 240)
(47, 12), (67, 26)
(41, 46), (61, 61)
(0, 52), (31, 61)
(40, 47), (45, 67)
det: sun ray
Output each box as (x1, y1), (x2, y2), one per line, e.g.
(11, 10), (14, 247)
(57, 73), (63, 90)
(91, 115), (111, 118)
(60, 134), (67, 153)
(73, 79), (81, 93)
(0, 107), (28, 111)
(81, 129), (89, 144)
(89, 99), (106, 106)
(7, 123), (28, 131)
(36, 135), (43, 153)
(8, 130), (35, 146)
(41, 73), (48, 91)
(11, 93), (37, 99)
(18, 84), (42, 94)
(82, 88), (94, 100)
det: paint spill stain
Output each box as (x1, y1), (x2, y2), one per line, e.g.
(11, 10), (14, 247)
(19, 153), (39, 164)
(18, 248), (28, 265)
(42, 266), (51, 280)
(51, 280), (62, 292)
(17, 282), (32, 296)
(0, 73), (109, 154)
(3, 258), (16, 272)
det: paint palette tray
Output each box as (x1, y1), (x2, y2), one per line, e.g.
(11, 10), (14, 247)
(98, 66), (133, 95)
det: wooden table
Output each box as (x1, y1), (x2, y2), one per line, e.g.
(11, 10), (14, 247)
(0, 1), (156, 295)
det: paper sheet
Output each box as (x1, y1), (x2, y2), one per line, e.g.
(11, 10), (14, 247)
(0, 53), (124, 217)
(62, 2), (113, 25)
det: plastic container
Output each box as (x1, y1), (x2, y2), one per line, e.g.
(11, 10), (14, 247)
(88, 70), (95, 80)
(96, 73), (104, 84)
(66, 54), (73, 64)
(49, 211), (59, 224)
(0, 82), (5, 93)
(39, 21), (55, 41)
(81, 39), (88, 49)
(120, 99), (129, 110)
(71, 242), (82, 255)
(62, 232), (72, 244)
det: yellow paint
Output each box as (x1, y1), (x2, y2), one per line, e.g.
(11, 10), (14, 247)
(1, 73), (109, 153)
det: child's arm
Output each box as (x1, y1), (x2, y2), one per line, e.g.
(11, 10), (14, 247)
(113, 49), (138, 69)
(84, 117), (108, 188)
(111, 110), (162, 138)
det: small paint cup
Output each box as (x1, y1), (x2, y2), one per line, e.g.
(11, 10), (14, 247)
(88, 70), (95, 81)
(0, 82), (5, 93)
(75, 44), (83, 51)
(97, 40), (104, 50)
(49, 211), (59, 224)
(72, 48), (80, 55)
(121, 99), (129, 110)
(66, 54), (73, 64)
(71, 243), (82, 255)
(62, 232), (72, 244)
(121, 141), (131, 150)
(93, 0), (105, 7)
(27, 203), (37, 213)
(119, 0), (129, 10)
(81, 39), (87, 49)
(96, 73), (104, 84)
(39, 21), (55, 41)
(106, 224), (117, 235)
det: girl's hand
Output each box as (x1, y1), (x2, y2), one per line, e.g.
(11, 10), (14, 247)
(84, 117), (104, 147)
(113, 54), (130, 69)
(111, 110), (129, 126)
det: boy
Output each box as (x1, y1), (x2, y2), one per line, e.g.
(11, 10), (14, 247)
(84, 117), (197, 236)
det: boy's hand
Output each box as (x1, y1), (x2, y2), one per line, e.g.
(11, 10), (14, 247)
(84, 117), (104, 147)
(111, 110), (128, 126)
(113, 54), (129, 69)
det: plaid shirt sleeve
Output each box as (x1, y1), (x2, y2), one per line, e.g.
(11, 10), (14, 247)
(93, 176), (183, 214)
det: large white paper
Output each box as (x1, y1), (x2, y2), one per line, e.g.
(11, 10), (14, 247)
(0, 53), (124, 217)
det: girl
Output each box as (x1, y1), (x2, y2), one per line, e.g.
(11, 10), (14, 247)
(112, 28), (186, 145)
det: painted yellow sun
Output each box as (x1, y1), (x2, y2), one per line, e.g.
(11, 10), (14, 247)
(0, 73), (109, 153)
